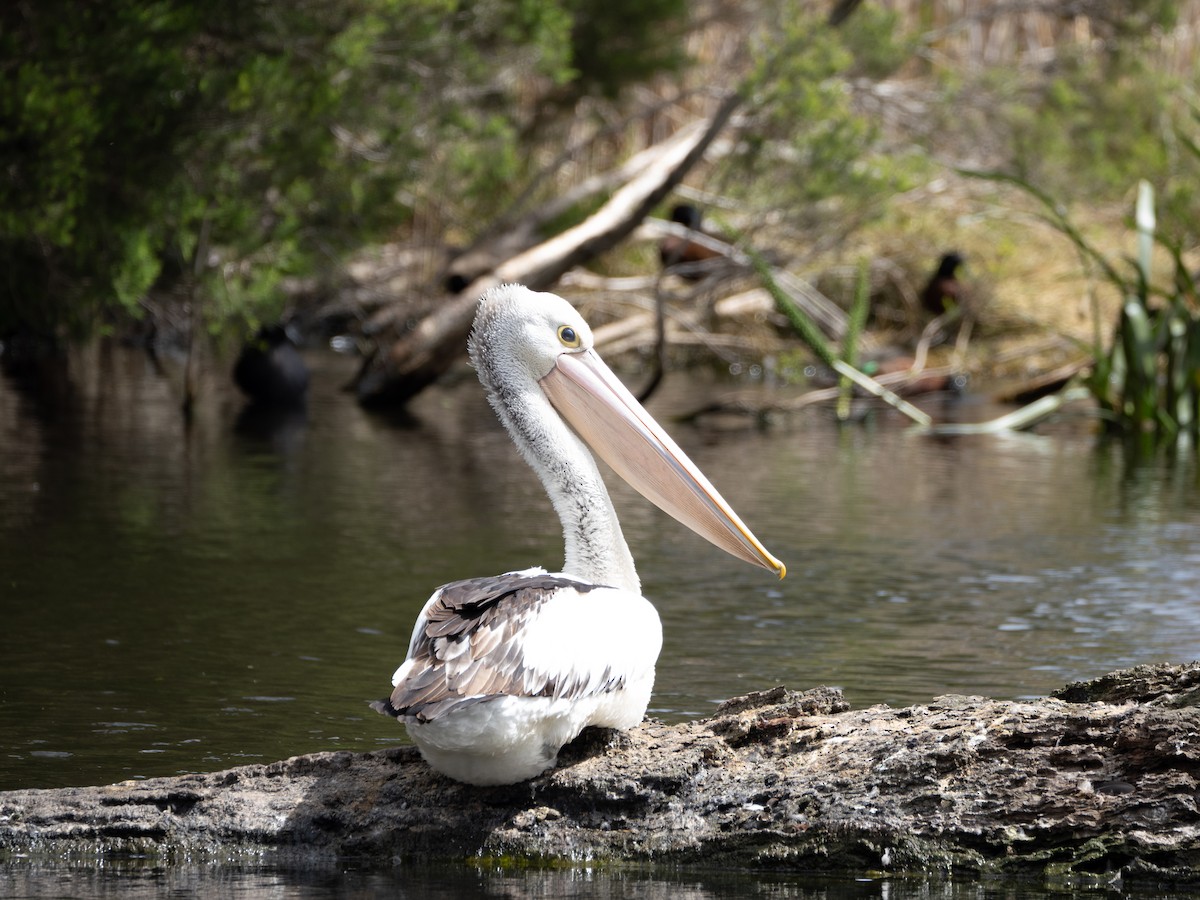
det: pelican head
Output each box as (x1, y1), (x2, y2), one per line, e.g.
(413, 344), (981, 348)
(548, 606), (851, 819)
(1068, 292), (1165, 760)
(469, 285), (784, 579)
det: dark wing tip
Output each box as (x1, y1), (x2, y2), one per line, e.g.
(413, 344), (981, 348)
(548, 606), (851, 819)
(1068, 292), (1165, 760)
(369, 697), (400, 718)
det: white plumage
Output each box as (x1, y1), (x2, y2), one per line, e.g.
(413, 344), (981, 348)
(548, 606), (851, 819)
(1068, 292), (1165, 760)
(372, 285), (783, 785)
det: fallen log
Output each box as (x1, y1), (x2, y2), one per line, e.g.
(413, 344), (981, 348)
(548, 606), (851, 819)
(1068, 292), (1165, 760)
(352, 93), (742, 408)
(445, 118), (723, 291)
(992, 357), (1094, 405)
(586, 289), (787, 360)
(1, 663), (1198, 887)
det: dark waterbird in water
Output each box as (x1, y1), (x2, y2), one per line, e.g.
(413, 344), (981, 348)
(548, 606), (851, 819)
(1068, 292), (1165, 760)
(233, 324), (310, 408)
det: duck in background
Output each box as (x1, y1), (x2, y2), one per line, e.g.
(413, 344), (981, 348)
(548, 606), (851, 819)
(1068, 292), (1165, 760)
(658, 204), (724, 280)
(920, 251), (966, 316)
(233, 323), (310, 408)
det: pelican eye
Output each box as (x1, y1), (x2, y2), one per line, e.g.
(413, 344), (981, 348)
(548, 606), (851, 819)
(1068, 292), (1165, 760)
(557, 324), (581, 348)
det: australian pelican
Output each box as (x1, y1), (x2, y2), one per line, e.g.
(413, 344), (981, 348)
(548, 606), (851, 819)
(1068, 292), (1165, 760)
(371, 284), (784, 784)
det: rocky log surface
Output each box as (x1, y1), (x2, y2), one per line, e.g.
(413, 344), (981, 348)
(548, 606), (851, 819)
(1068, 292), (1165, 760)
(1, 663), (1198, 887)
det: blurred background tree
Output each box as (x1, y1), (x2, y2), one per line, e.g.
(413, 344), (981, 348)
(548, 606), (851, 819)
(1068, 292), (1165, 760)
(0, 0), (686, 341)
(2, 0), (1197, 363)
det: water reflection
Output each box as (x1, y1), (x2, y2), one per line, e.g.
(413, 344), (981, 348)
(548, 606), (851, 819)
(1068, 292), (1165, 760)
(0, 860), (1183, 899)
(1, 343), (1198, 795)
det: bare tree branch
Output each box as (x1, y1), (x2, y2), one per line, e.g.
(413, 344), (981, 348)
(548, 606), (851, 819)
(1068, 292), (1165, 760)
(353, 91), (744, 408)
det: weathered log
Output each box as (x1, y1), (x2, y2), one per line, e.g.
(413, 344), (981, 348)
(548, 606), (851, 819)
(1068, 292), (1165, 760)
(446, 119), (724, 291)
(352, 94), (742, 408)
(992, 356), (1094, 405)
(585, 289), (786, 360)
(1, 663), (1198, 887)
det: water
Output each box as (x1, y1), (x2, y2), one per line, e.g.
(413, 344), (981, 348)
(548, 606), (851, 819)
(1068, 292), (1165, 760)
(0, 859), (1169, 899)
(2, 341), (1199, 894)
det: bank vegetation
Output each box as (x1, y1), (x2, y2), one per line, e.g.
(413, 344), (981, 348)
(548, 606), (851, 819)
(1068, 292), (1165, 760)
(4, 0), (1200, 442)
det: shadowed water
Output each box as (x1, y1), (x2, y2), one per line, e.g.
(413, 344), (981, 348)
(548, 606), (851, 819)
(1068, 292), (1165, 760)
(3, 858), (1185, 899)
(1, 341), (1198, 895)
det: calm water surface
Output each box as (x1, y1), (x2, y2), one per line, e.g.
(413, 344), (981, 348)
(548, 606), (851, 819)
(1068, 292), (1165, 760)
(2, 343), (1199, 789)
(1, 340), (1198, 894)
(3, 859), (1181, 899)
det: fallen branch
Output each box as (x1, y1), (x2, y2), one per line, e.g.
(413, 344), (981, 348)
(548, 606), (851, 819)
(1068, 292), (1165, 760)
(589, 291), (779, 361)
(830, 359), (933, 425)
(923, 386), (1092, 435)
(1, 663), (1198, 888)
(675, 365), (959, 425)
(750, 251), (929, 426)
(352, 93), (743, 408)
(993, 357), (1095, 405)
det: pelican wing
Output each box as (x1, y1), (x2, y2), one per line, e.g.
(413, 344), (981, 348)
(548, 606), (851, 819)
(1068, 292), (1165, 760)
(372, 572), (624, 723)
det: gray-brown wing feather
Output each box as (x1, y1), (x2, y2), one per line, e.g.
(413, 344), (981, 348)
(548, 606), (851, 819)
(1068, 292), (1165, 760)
(372, 572), (623, 724)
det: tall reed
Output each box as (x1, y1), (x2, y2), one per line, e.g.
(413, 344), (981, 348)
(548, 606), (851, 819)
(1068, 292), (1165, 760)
(970, 171), (1200, 449)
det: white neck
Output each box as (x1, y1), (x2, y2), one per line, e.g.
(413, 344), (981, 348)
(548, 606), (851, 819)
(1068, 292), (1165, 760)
(489, 379), (641, 595)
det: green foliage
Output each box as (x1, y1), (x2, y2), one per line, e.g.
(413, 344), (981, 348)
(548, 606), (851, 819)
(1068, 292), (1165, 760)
(0, 0), (689, 340)
(837, 3), (915, 79)
(566, 0), (687, 98)
(969, 170), (1200, 449)
(1006, 50), (1176, 195)
(0, 1), (209, 335)
(727, 4), (920, 237)
(837, 259), (871, 421)
(932, 6), (1193, 215)
(440, 113), (524, 217)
